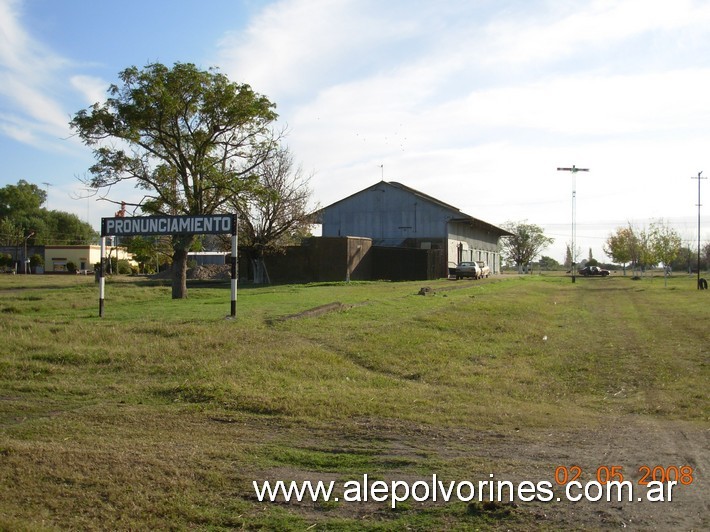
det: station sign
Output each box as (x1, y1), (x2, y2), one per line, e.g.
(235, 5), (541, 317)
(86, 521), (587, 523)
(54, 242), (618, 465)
(101, 214), (235, 237)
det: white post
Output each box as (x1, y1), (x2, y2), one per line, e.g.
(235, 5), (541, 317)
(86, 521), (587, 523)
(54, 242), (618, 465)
(99, 236), (106, 317)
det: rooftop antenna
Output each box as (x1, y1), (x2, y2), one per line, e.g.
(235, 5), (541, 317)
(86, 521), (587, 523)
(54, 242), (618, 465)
(380, 164), (384, 181)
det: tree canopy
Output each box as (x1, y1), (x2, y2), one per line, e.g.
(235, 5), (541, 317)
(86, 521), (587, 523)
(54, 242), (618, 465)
(231, 146), (315, 283)
(0, 180), (96, 247)
(649, 219), (682, 286)
(603, 226), (635, 273)
(500, 221), (554, 271)
(604, 221), (682, 281)
(71, 62), (280, 298)
(0, 180), (46, 218)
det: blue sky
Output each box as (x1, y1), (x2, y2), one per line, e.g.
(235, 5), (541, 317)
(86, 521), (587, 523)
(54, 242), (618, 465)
(1, 0), (709, 262)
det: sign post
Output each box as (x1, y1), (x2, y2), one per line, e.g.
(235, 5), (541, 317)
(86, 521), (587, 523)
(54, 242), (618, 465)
(99, 236), (106, 317)
(100, 214), (238, 318)
(230, 215), (238, 318)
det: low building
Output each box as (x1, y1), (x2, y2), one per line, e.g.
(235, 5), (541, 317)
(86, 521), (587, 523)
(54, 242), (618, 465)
(187, 252), (230, 266)
(317, 181), (511, 274)
(44, 245), (134, 273)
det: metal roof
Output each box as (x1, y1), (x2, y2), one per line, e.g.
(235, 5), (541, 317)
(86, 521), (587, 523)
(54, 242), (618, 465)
(317, 180), (513, 236)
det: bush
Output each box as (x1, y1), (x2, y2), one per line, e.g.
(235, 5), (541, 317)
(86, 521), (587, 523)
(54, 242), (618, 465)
(66, 261), (77, 273)
(30, 254), (44, 268)
(117, 259), (133, 275)
(0, 253), (13, 268)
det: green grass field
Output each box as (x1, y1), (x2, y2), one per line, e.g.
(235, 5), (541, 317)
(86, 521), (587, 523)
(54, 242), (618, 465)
(0, 273), (708, 530)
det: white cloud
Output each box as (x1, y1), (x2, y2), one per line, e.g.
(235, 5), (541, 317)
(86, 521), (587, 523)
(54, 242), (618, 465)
(0, 0), (34, 71)
(0, 113), (35, 144)
(480, 0), (710, 67)
(216, 0), (434, 101)
(455, 68), (710, 136)
(70, 75), (110, 106)
(0, 0), (77, 147)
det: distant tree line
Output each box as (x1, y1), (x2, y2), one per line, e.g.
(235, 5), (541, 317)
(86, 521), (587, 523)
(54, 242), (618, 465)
(0, 180), (97, 250)
(498, 218), (705, 283)
(603, 220), (686, 275)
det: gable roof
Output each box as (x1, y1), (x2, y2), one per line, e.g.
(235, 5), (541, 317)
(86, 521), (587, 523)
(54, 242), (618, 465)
(318, 181), (458, 214)
(317, 180), (513, 236)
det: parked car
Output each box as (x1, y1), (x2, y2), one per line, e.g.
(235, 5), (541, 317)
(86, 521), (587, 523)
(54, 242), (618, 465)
(579, 265), (610, 277)
(476, 261), (491, 278)
(453, 261), (480, 279)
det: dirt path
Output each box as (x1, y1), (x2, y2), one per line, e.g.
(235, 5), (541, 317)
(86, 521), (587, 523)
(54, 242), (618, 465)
(489, 416), (709, 530)
(253, 415), (708, 530)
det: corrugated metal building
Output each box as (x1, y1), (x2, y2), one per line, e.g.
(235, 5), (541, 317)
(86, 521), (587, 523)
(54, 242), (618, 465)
(318, 181), (511, 274)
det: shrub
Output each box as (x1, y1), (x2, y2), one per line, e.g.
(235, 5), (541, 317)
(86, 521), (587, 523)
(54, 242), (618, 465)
(66, 261), (77, 273)
(117, 259), (133, 275)
(0, 253), (13, 268)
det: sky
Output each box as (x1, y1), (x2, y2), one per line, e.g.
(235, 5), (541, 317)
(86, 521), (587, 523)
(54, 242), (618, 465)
(1, 0), (709, 262)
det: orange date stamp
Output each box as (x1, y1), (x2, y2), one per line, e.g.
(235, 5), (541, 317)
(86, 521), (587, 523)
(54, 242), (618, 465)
(554, 465), (695, 486)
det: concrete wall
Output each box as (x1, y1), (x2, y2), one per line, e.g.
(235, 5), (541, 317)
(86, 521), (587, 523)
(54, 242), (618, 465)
(261, 237), (373, 283)
(0, 245), (44, 273)
(251, 236), (440, 283)
(371, 246), (446, 281)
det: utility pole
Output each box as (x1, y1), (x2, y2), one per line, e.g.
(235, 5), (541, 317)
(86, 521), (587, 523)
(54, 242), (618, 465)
(691, 171), (706, 289)
(557, 165), (590, 283)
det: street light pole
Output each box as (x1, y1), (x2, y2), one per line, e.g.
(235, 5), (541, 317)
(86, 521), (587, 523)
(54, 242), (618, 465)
(24, 231), (35, 274)
(557, 165), (590, 283)
(691, 171), (706, 289)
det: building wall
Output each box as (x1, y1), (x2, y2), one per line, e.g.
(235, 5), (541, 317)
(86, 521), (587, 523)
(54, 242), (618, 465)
(262, 237), (373, 283)
(257, 236), (441, 283)
(44, 246), (100, 272)
(321, 182), (456, 242)
(446, 221), (503, 273)
(44, 245), (134, 272)
(0, 245), (44, 273)
(187, 252), (229, 266)
(320, 181), (507, 276)
(371, 246), (446, 280)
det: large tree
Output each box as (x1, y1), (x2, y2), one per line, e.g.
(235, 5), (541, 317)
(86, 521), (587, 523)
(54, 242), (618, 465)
(603, 226), (635, 275)
(71, 62), (279, 298)
(500, 221), (553, 273)
(0, 180), (46, 218)
(649, 219), (682, 286)
(230, 146), (315, 283)
(605, 223), (667, 277)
